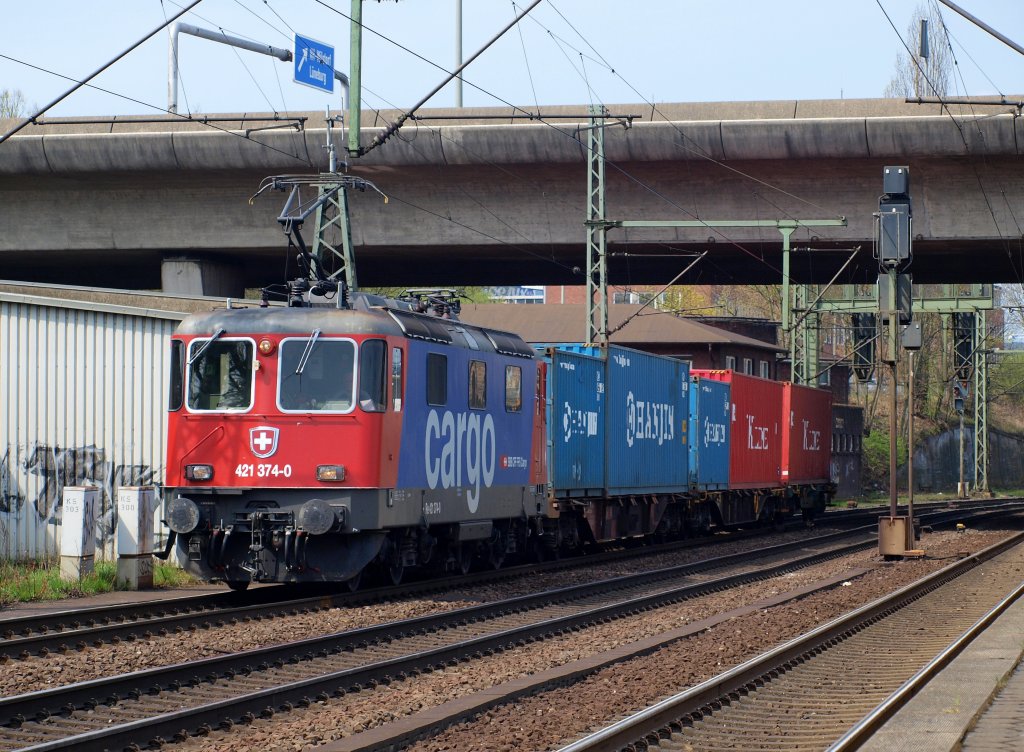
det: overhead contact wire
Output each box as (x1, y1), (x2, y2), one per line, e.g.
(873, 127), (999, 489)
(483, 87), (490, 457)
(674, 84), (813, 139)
(0, 53), (311, 165)
(0, 0), (205, 144)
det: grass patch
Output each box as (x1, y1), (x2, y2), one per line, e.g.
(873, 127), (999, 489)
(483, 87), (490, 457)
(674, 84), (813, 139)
(0, 559), (198, 607)
(153, 562), (199, 589)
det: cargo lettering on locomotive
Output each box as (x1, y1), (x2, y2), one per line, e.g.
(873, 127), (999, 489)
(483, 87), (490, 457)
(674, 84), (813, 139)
(802, 419), (822, 451)
(747, 415), (770, 451)
(625, 391), (675, 448)
(424, 408), (497, 513)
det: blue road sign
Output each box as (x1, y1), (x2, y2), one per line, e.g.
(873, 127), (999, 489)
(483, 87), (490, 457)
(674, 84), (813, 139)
(293, 33), (335, 94)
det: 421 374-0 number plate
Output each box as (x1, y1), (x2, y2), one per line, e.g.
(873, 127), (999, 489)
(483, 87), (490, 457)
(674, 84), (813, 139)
(234, 463), (293, 478)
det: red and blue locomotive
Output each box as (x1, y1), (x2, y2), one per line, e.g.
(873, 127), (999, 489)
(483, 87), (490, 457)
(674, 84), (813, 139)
(164, 293), (834, 590)
(165, 294), (546, 589)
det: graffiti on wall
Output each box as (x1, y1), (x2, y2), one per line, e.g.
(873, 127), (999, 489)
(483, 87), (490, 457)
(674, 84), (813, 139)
(0, 448), (24, 515)
(1, 443), (157, 554)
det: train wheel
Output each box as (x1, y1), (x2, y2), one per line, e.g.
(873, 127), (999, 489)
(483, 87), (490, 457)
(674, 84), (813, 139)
(458, 543), (474, 575)
(488, 529), (507, 570)
(386, 550), (405, 586)
(226, 580), (250, 592)
(345, 570), (362, 592)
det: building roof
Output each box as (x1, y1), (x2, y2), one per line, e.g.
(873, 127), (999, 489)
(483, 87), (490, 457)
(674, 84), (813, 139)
(458, 304), (784, 352)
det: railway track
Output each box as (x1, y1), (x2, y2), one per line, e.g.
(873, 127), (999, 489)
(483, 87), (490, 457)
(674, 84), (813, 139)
(0, 499), (1003, 663)
(0, 525), (882, 751)
(557, 528), (1024, 752)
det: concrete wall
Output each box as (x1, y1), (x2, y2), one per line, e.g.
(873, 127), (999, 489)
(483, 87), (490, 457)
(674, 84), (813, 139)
(902, 427), (1024, 493)
(1, 99), (1022, 291)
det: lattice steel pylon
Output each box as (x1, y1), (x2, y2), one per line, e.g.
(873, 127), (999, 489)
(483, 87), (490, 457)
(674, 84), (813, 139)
(584, 105), (608, 346)
(789, 283), (820, 385)
(312, 115), (358, 296)
(311, 177), (358, 294)
(974, 309), (989, 493)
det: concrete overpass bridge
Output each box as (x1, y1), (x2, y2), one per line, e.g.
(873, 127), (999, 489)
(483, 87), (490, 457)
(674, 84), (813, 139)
(1, 98), (1022, 296)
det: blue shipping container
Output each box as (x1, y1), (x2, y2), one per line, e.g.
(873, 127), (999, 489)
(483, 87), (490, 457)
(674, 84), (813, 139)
(547, 348), (605, 497)
(688, 376), (731, 491)
(605, 346), (689, 494)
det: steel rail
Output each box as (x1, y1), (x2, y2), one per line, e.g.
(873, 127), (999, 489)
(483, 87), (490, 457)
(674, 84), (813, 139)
(0, 500), (1009, 663)
(0, 535), (879, 750)
(555, 528), (1024, 752)
(0, 515), (848, 660)
(829, 577), (1024, 751)
(0, 500), (1011, 663)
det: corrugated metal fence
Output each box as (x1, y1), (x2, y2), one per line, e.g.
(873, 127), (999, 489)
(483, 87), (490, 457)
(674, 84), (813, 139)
(1, 292), (184, 561)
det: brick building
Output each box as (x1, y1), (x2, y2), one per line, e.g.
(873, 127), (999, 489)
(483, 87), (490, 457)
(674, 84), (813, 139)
(459, 303), (784, 376)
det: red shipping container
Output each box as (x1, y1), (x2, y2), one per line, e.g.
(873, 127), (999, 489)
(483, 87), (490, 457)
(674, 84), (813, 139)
(782, 383), (832, 485)
(692, 370), (782, 489)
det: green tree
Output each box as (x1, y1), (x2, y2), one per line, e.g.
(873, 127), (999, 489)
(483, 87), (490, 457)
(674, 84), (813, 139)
(365, 286), (495, 304)
(883, 1), (953, 98)
(0, 88), (27, 118)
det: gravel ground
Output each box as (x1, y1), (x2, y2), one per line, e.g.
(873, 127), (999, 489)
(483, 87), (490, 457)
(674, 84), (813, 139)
(154, 528), (1011, 752)
(1, 527), (841, 697)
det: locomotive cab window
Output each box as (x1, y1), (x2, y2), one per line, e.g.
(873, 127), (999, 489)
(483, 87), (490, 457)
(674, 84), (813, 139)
(358, 339), (386, 412)
(169, 340), (184, 411)
(187, 338), (254, 412)
(469, 360), (487, 409)
(279, 337), (355, 412)
(505, 365), (522, 412)
(427, 353), (447, 406)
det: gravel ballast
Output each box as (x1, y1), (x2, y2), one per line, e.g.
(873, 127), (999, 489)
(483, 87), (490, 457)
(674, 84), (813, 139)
(145, 528), (1015, 752)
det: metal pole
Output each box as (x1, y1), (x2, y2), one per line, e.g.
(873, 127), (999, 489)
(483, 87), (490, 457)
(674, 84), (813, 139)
(936, 0), (1024, 57)
(169, 26), (180, 114)
(455, 0), (463, 107)
(584, 105), (608, 346)
(348, 0), (363, 157)
(959, 408), (966, 499)
(166, 22), (348, 116)
(974, 310), (989, 493)
(907, 350), (915, 544)
(890, 358), (898, 519)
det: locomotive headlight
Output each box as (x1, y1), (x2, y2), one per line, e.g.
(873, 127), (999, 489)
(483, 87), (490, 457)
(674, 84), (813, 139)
(185, 464), (214, 481)
(258, 338), (275, 355)
(316, 465), (346, 482)
(167, 496), (201, 534)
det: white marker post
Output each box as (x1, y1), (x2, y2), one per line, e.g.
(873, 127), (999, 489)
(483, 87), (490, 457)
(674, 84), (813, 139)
(117, 487), (156, 589)
(60, 487), (99, 580)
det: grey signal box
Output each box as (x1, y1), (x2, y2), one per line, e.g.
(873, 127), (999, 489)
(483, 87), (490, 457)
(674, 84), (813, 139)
(883, 165), (909, 197)
(879, 272), (913, 324)
(878, 166), (912, 267)
(901, 320), (922, 350)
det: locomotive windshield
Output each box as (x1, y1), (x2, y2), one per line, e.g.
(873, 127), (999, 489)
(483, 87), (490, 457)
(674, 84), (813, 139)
(187, 339), (254, 411)
(279, 338), (356, 412)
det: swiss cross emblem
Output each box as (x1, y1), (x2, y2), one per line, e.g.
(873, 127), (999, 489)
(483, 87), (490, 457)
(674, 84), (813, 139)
(250, 426), (279, 458)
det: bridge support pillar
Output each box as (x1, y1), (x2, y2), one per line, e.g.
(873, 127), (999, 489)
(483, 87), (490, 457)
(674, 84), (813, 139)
(161, 256), (243, 297)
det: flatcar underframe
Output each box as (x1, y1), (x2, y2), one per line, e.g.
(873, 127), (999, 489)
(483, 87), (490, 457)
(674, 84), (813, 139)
(170, 484), (830, 588)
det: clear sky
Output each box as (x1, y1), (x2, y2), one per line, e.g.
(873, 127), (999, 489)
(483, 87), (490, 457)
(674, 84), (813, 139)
(1, 1), (1023, 119)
